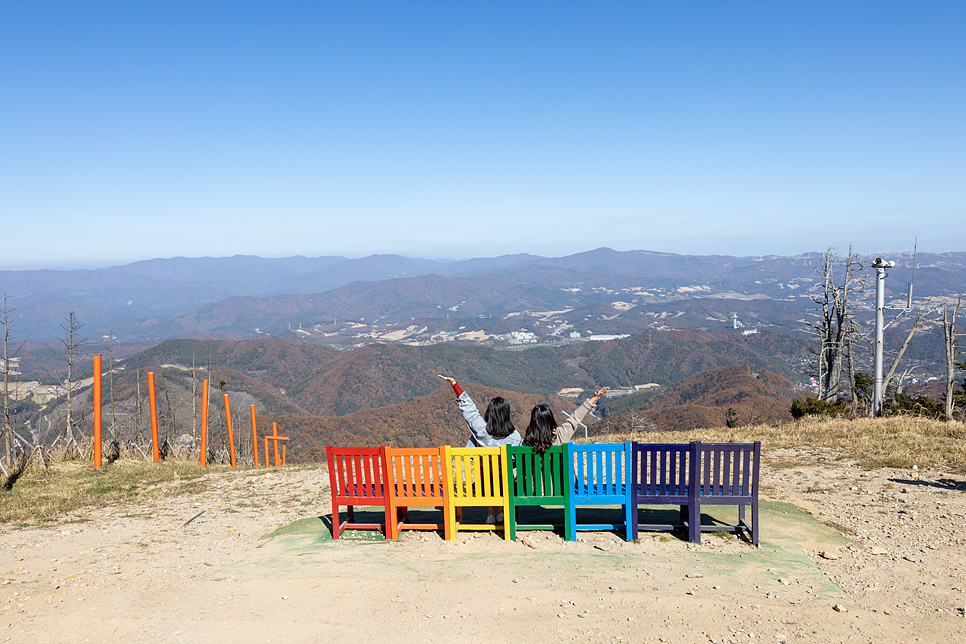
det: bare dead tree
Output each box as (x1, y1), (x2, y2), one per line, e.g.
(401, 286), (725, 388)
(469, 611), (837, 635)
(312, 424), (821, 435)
(58, 312), (88, 456)
(2, 294), (27, 466)
(106, 331), (120, 463)
(107, 331), (117, 441)
(882, 303), (941, 400)
(134, 354), (144, 443)
(942, 295), (964, 421)
(191, 351), (198, 444)
(161, 368), (175, 443)
(804, 247), (868, 402)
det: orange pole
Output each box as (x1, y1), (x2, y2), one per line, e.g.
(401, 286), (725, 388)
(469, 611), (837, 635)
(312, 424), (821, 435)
(264, 436), (270, 468)
(224, 394), (236, 468)
(272, 422), (280, 467)
(93, 356), (102, 468)
(199, 379), (209, 466)
(148, 371), (159, 462)
(282, 444), (286, 466)
(250, 405), (259, 468)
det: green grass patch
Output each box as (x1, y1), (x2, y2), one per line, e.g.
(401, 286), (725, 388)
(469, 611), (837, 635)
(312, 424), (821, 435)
(0, 459), (229, 526)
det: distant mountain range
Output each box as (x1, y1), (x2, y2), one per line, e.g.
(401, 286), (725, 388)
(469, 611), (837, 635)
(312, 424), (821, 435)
(3, 247), (963, 345)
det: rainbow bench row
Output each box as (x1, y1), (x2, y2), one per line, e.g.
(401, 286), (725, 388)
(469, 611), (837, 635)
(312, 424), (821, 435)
(325, 441), (760, 544)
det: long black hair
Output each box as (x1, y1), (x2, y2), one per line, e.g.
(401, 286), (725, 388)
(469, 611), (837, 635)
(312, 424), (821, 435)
(522, 404), (557, 454)
(483, 396), (516, 439)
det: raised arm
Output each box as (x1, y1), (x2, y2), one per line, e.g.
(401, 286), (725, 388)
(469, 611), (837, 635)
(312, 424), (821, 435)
(437, 374), (464, 397)
(554, 387), (610, 444)
(439, 375), (489, 442)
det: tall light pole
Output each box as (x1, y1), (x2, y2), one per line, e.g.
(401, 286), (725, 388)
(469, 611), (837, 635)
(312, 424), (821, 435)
(871, 257), (896, 417)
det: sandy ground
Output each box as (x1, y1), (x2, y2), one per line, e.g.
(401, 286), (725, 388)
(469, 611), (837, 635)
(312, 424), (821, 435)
(1, 448), (965, 644)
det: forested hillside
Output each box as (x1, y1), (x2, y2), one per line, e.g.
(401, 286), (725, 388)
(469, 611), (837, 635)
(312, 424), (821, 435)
(596, 365), (797, 433)
(16, 328), (812, 457)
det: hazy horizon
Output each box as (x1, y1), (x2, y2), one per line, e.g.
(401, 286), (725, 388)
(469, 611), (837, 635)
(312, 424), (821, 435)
(3, 244), (958, 274)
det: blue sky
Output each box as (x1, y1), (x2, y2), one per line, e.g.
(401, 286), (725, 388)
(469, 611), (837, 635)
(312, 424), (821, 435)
(1, 1), (964, 269)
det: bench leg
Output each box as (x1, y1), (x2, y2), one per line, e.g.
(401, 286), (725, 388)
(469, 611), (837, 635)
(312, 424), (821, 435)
(623, 503), (632, 542)
(688, 502), (700, 544)
(751, 501), (759, 546)
(444, 504), (458, 541)
(563, 503), (574, 542)
(383, 502), (393, 540)
(332, 501), (341, 540)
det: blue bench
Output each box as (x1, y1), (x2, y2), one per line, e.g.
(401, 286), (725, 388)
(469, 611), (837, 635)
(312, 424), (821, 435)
(566, 442), (633, 541)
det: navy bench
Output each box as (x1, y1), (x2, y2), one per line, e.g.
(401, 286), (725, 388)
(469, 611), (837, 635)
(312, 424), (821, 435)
(691, 441), (761, 545)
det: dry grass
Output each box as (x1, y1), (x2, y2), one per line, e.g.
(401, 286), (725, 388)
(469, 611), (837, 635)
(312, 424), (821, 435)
(0, 458), (234, 526)
(592, 416), (966, 473)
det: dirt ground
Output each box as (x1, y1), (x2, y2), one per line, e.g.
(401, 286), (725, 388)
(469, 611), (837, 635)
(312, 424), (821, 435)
(2, 447), (965, 644)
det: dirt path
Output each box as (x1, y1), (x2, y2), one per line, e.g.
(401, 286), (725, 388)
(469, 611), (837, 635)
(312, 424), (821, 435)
(2, 449), (965, 644)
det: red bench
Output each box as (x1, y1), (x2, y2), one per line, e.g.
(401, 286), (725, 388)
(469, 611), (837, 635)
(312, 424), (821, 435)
(325, 445), (392, 539)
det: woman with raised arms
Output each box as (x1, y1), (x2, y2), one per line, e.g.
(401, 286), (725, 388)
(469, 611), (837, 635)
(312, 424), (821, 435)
(522, 386), (610, 454)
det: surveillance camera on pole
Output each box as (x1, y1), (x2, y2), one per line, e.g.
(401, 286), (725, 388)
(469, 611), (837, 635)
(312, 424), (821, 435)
(871, 257), (896, 417)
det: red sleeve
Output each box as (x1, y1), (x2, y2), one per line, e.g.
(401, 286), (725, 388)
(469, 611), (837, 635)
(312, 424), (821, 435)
(452, 381), (464, 397)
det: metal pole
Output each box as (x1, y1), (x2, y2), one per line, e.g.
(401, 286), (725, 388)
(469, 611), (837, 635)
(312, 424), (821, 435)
(871, 257), (894, 417)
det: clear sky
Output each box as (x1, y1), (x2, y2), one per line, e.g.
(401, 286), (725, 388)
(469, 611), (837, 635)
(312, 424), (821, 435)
(1, 1), (964, 269)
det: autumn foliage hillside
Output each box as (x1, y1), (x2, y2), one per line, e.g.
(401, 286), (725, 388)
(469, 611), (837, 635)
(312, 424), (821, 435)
(597, 364), (796, 433)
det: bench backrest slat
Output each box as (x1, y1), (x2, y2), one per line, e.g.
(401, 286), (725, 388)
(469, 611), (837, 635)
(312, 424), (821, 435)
(630, 442), (690, 498)
(569, 443), (629, 498)
(507, 445), (567, 500)
(692, 442), (761, 498)
(326, 446), (388, 501)
(443, 446), (507, 502)
(386, 447), (444, 501)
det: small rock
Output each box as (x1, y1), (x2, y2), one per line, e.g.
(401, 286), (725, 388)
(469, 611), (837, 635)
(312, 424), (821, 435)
(512, 578), (519, 583)
(833, 604), (848, 613)
(521, 537), (538, 549)
(903, 555), (921, 563)
(778, 578), (790, 585)
(819, 551), (840, 560)
(281, 595), (288, 600)
(870, 547), (888, 556)
(686, 572), (705, 578)
(594, 542), (613, 552)
(577, 611), (589, 618)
